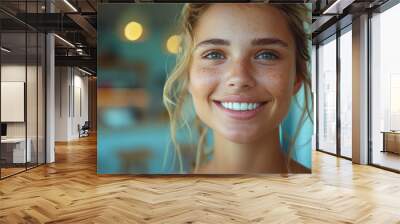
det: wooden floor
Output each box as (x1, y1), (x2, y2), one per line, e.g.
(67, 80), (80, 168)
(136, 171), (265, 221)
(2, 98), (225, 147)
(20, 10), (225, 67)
(1, 167), (26, 178)
(1, 163), (45, 178)
(0, 135), (400, 223)
(373, 151), (400, 171)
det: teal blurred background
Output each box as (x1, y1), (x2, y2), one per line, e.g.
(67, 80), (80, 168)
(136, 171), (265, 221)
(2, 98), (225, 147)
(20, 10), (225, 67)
(97, 3), (313, 174)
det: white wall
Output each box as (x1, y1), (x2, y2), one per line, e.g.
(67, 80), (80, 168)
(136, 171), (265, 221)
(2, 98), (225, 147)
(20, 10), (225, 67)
(1, 65), (38, 138)
(1, 64), (26, 81)
(71, 72), (89, 138)
(1, 82), (25, 122)
(55, 67), (69, 141)
(1, 65), (26, 133)
(1, 64), (46, 164)
(55, 67), (89, 141)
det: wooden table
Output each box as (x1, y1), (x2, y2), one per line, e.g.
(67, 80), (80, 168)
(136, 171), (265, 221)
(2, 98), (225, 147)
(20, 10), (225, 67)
(381, 131), (400, 154)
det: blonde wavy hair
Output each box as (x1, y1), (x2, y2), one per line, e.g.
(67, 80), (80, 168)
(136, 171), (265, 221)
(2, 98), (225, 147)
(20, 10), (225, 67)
(163, 3), (312, 173)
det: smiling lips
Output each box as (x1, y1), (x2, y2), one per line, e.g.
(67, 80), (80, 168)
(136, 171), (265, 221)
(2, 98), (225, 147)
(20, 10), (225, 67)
(213, 99), (268, 120)
(220, 102), (261, 111)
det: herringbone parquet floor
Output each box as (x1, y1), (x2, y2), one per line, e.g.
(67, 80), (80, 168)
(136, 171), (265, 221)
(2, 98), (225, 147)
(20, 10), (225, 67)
(0, 134), (399, 223)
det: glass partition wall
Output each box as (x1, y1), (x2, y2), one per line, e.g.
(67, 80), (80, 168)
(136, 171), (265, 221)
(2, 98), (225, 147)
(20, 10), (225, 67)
(0, 1), (46, 179)
(370, 2), (400, 172)
(1, 31), (27, 178)
(315, 0), (400, 172)
(316, 26), (353, 159)
(339, 27), (352, 159)
(317, 35), (337, 155)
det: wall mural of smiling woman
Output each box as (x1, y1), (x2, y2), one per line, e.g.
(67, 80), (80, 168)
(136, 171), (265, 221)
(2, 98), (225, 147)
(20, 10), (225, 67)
(97, 3), (312, 174)
(163, 3), (313, 174)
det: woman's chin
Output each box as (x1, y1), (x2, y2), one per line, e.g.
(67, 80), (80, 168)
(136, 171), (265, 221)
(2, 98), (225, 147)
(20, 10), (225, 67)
(222, 131), (261, 144)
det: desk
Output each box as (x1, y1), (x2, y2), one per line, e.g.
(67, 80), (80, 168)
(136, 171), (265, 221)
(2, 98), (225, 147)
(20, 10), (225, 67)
(1, 138), (31, 163)
(382, 131), (400, 154)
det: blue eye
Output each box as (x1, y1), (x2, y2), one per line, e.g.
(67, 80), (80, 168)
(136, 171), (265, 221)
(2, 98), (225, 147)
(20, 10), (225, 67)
(255, 51), (278, 60)
(203, 51), (225, 60)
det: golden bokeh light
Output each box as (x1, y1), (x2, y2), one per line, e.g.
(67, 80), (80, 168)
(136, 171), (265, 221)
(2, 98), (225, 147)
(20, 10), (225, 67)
(124, 21), (143, 41)
(166, 35), (181, 54)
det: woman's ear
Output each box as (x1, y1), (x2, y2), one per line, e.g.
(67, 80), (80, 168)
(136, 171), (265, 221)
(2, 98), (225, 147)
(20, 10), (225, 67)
(292, 75), (303, 96)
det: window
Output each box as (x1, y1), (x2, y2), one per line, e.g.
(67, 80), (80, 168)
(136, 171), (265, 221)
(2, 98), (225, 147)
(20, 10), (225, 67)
(0, 1), (47, 179)
(371, 2), (400, 171)
(339, 28), (352, 158)
(317, 36), (337, 155)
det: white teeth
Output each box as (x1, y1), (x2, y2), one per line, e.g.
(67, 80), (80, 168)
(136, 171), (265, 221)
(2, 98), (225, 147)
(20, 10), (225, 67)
(233, 102), (240, 110)
(220, 102), (260, 111)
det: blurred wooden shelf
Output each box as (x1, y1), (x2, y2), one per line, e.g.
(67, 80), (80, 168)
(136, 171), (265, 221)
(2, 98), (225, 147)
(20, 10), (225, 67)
(98, 88), (149, 108)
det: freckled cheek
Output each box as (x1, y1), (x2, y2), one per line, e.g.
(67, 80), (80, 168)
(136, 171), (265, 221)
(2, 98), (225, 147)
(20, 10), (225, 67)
(189, 66), (221, 99)
(257, 70), (294, 101)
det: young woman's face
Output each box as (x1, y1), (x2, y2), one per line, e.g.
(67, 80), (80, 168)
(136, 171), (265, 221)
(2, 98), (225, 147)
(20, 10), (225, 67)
(188, 4), (302, 144)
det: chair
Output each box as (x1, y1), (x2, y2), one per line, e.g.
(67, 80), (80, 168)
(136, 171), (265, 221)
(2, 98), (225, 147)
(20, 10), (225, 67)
(78, 121), (90, 138)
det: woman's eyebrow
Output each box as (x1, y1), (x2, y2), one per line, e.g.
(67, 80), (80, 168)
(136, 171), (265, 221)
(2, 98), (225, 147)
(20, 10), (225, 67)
(194, 38), (289, 49)
(195, 38), (230, 49)
(251, 38), (289, 48)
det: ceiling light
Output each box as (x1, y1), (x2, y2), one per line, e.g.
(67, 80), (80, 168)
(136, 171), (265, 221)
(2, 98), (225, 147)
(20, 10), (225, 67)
(1, 47), (11, 53)
(323, 0), (355, 15)
(63, 0), (78, 12)
(78, 67), (92, 76)
(323, 0), (341, 14)
(54, 34), (75, 48)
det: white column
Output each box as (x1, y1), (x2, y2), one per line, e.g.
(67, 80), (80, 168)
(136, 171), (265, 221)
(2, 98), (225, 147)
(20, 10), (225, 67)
(55, 67), (74, 141)
(352, 14), (369, 164)
(46, 1), (55, 163)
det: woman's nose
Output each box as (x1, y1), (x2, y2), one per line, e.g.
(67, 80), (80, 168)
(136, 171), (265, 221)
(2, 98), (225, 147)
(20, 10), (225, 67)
(225, 59), (256, 90)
